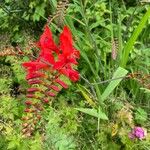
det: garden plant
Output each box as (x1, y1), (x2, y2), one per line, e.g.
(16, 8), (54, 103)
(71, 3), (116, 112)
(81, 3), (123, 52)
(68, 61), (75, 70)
(0, 0), (150, 149)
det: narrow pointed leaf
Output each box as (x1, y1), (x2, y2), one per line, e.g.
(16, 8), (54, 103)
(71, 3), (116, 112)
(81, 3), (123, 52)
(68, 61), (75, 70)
(75, 108), (108, 120)
(120, 7), (150, 67)
(101, 67), (128, 101)
(77, 85), (96, 107)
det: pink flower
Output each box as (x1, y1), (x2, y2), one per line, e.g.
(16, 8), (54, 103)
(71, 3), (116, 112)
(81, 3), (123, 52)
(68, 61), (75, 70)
(129, 127), (147, 140)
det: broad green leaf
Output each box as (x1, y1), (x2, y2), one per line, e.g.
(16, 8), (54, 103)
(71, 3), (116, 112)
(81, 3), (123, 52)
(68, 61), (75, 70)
(75, 108), (108, 120)
(101, 67), (128, 101)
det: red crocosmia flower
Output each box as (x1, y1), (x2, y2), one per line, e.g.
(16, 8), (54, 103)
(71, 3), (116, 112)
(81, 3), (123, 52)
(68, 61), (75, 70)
(73, 50), (80, 59)
(37, 25), (59, 65)
(38, 51), (55, 65)
(59, 26), (74, 56)
(38, 25), (59, 53)
(54, 54), (78, 69)
(53, 26), (80, 82)
(60, 67), (79, 82)
(22, 25), (80, 136)
(59, 26), (80, 59)
(69, 70), (79, 81)
(23, 61), (48, 81)
(22, 61), (48, 71)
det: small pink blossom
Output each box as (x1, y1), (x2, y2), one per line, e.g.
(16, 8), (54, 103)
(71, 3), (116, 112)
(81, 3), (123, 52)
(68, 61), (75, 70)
(129, 127), (147, 140)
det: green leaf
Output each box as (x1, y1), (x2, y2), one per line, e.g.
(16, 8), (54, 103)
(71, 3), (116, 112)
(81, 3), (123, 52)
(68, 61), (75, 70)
(75, 108), (108, 120)
(49, 0), (57, 12)
(140, 87), (150, 94)
(120, 7), (150, 67)
(77, 85), (96, 107)
(101, 67), (128, 101)
(135, 107), (147, 125)
(7, 141), (16, 149)
(33, 3), (46, 22)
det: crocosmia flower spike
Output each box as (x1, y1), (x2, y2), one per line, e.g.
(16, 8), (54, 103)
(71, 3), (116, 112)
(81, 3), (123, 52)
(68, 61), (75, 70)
(22, 25), (80, 137)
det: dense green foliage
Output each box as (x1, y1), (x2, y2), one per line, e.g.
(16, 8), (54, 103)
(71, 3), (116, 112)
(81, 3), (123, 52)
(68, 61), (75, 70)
(0, 0), (150, 149)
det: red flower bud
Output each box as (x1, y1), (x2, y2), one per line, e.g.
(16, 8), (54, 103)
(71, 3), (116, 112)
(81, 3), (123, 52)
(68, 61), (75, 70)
(26, 72), (45, 80)
(50, 85), (60, 92)
(27, 88), (40, 93)
(28, 80), (42, 85)
(46, 92), (56, 97)
(25, 100), (32, 105)
(43, 98), (49, 103)
(24, 108), (32, 113)
(55, 78), (68, 89)
(26, 94), (36, 98)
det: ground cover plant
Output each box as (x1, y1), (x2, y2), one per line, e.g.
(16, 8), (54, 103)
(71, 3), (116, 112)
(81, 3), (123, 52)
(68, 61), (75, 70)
(0, 0), (150, 149)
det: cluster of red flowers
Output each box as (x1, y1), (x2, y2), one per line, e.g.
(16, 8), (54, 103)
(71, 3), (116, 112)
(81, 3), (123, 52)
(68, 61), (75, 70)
(22, 25), (80, 136)
(23, 25), (80, 82)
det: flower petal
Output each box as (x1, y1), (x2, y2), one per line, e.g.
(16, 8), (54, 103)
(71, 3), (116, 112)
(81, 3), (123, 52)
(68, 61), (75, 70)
(39, 25), (58, 53)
